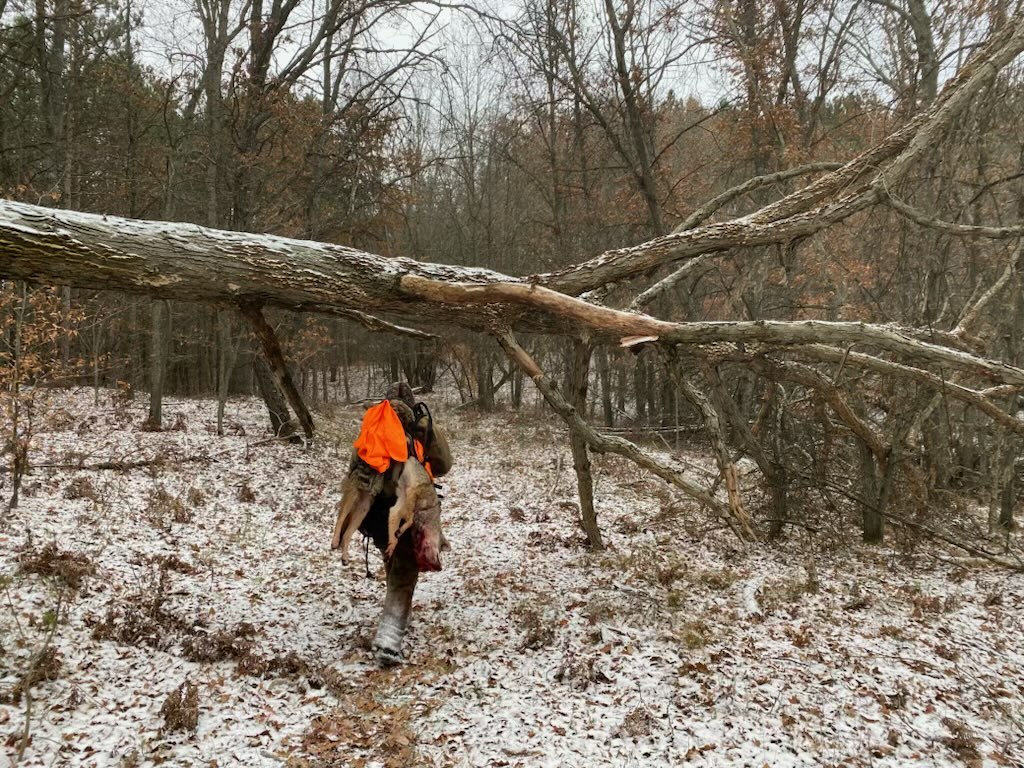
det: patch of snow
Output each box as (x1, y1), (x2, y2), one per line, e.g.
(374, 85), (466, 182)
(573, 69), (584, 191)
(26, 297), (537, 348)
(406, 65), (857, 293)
(0, 386), (1021, 768)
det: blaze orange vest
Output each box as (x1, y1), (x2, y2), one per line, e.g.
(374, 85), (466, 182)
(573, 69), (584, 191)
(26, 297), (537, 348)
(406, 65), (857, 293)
(353, 400), (433, 478)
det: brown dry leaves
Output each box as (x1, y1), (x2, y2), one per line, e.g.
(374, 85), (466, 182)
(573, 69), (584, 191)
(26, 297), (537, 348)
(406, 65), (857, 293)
(295, 690), (424, 768)
(18, 542), (96, 592)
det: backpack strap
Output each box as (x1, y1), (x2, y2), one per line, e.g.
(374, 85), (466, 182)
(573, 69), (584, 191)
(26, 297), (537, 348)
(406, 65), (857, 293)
(414, 401), (434, 455)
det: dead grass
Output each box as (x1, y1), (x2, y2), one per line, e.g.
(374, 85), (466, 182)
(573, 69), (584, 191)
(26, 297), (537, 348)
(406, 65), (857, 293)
(942, 717), (981, 766)
(554, 651), (613, 690)
(64, 476), (99, 501)
(90, 554), (195, 647)
(692, 567), (740, 591)
(181, 623), (258, 664)
(5, 646), (63, 704)
(18, 543), (96, 592)
(677, 618), (713, 649)
(202, 634), (311, 679)
(511, 601), (558, 650)
(783, 623), (814, 648)
(584, 594), (620, 625)
(146, 486), (191, 527)
(90, 601), (182, 648)
(654, 559), (689, 587)
(910, 592), (958, 618)
(613, 705), (658, 738)
(595, 545), (661, 586)
(759, 574), (815, 613)
(160, 680), (199, 733)
(878, 624), (908, 640)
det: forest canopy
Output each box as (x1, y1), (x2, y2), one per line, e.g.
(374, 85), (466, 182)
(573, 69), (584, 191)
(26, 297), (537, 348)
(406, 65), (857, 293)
(2, 0), (1024, 557)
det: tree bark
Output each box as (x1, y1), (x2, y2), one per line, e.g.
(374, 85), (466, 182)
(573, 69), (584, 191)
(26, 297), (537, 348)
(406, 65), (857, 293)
(596, 346), (614, 427)
(241, 304), (314, 442)
(567, 338), (603, 549)
(998, 468), (1016, 532)
(144, 299), (169, 430)
(252, 353), (294, 439)
(675, 369), (754, 540)
(216, 309), (241, 435)
(858, 440), (887, 543)
(705, 363), (789, 538)
(475, 346), (496, 411)
(2, 13), (1022, 332)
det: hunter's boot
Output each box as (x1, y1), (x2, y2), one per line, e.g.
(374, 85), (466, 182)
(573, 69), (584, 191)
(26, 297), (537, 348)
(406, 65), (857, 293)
(373, 539), (419, 666)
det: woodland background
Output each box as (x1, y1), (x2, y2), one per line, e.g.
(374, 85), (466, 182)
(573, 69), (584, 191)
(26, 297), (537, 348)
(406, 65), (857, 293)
(3, 0), (1024, 555)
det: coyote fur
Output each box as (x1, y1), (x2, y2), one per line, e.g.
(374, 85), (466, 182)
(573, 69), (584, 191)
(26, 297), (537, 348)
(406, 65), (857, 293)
(330, 457), (438, 564)
(330, 474), (374, 564)
(384, 457), (439, 559)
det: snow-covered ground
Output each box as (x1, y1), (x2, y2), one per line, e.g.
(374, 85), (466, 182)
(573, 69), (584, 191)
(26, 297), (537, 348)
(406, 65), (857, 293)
(1, 389), (1022, 767)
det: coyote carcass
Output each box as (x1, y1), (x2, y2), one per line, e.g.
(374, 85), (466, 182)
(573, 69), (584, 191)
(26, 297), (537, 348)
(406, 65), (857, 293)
(385, 457), (441, 561)
(330, 456), (441, 565)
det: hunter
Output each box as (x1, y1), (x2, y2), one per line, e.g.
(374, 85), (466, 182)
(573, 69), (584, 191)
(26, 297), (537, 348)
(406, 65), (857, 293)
(345, 381), (452, 666)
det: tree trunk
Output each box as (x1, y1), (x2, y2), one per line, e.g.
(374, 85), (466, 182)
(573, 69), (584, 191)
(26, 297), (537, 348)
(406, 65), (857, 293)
(597, 346), (613, 427)
(646, 361), (657, 425)
(511, 366), (523, 410)
(216, 309), (241, 435)
(499, 329), (749, 542)
(677, 369), (753, 540)
(91, 325), (100, 406)
(615, 360), (626, 416)
(342, 342), (351, 402)
(858, 440), (886, 543)
(475, 346), (495, 411)
(634, 357), (647, 423)
(567, 338), (603, 550)
(400, 341), (438, 391)
(253, 353), (294, 439)
(706, 364), (788, 538)
(241, 304), (314, 442)
(998, 466), (1015, 532)
(6, 283), (28, 512)
(60, 286), (71, 366)
(144, 299), (169, 430)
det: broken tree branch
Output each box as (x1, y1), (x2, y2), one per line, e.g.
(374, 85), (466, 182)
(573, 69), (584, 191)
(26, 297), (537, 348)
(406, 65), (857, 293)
(676, 162), (847, 232)
(785, 345), (1024, 436)
(883, 189), (1024, 239)
(538, 16), (1024, 294)
(673, 366), (755, 539)
(494, 328), (753, 543)
(401, 274), (1024, 386)
(953, 241), (1024, 338)
(748, 356), (889, 464)
(336, 309), (439, 340)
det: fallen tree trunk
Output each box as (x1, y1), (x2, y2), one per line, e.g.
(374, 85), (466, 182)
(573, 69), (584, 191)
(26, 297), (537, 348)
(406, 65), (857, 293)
(8, 199), (1023, 395)
(402, 276), (1024, 389)
(2, 14), (1022, 342)
(0, 199), (504, 330)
